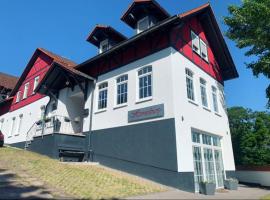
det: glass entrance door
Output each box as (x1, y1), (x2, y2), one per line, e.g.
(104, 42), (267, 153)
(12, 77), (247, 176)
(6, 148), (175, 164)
(214, 150), (224, 187)
(193, 146), (203, 192)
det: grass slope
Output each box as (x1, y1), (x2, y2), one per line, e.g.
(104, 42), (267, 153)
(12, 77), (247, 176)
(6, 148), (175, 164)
(0, 147), (166, 199)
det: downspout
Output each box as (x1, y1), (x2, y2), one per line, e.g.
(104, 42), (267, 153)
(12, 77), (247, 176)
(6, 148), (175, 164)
(88, 79), (96, 162)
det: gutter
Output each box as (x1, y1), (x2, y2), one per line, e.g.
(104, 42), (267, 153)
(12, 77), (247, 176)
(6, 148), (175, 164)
(88, 79), (96, 162)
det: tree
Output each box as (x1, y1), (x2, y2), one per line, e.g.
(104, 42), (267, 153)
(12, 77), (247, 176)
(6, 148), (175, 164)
(224, 0), (270, 107)
(228, 107), (270, 165)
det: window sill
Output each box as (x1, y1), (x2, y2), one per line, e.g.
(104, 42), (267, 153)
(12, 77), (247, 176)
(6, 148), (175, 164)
(215, 112), (222, 117)
(95, 109), (107, 114)
(203, 106), (211, 112)
(188, 100), (199, 106)
(135, 97), (153, 104)
(8, 136), (12, 138)
(113, 104), (128, 110)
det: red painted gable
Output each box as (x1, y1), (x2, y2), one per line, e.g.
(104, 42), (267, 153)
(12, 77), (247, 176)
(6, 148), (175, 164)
(10, 53), (53, 111)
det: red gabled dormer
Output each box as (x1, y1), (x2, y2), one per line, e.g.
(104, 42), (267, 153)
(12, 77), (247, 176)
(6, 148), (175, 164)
(9, 48), (76, 112)
(87, 25), (127, 54)
(121, 0), (170, 34)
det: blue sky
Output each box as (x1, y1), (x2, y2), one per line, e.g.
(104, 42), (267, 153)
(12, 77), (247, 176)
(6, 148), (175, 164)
(0, 0), (268, 111)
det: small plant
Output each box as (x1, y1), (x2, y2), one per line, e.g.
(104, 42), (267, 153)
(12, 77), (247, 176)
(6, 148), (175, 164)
(226, 178), (238, 182)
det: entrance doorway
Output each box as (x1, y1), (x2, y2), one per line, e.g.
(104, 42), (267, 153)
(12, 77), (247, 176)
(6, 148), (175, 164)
(192, 130), (225, 192)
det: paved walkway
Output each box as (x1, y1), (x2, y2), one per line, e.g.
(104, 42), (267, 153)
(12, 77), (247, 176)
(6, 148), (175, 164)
(128, 184), (270, 199)
(0, 169), (70, 199)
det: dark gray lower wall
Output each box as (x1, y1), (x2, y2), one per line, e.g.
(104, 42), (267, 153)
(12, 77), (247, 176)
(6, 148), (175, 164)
(87, 118), (195, 192)
(10, 141), (25, 149)
(10, 133), (86, 159)
(226, 170), (236, 179)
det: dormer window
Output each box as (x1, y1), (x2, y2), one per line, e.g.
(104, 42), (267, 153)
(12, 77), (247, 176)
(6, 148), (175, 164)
(99, 39), (110, 54)
(137, 16), (150, 34)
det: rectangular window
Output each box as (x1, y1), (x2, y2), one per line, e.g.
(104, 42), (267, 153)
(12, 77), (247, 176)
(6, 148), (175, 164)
(202, 134), (212, 145)
(33, 76), (40, 93)
(200, 78), (208, 108)
(213, 136), (221, 147)
(192, 131), (200, 143)
(98, 82), (108, 110)
(191, 31), (200, 55)
(200, 39), (208, 62)
(99, 39), (109, 54)
(9, 117), (16, 137)
(138, 66), (152, 100)
(15, 114), (23, 136)
(23, 82), (29, 99)
(212, 86), (219, 113)
(16, 91), (21, 103)
(116, 75), (128, 105)
(137, 16), (149, 33)
(186, 68), (195, 101)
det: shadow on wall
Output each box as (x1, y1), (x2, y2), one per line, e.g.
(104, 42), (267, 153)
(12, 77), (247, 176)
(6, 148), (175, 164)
(0, 168), (53, 199)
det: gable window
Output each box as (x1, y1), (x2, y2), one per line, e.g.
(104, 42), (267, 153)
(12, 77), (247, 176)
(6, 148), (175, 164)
(212, 86), (219, 113)
(138, 66), (152, 100)
(186, 68), (195, 101)
(23, 82), (29, 99)
(137, 16), (149, 33)
(200, 39), (208, 62)
(98, 82), (108, 110)
(116, 75), (128, 105)
(99, 39), (109, 54)
(200, 78), (208, 108)
(33, 76), (40, 93)
(16, 91), (21, 103)
(191, 31), (200, 55)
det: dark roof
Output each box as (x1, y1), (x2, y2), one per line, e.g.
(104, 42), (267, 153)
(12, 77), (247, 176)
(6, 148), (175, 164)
(77, 3), (238, 81)
(86, 25), (127, 47)
(10, 48), (77, 96)
(0, 72), (19, 90)
(121, 0), (170, 28)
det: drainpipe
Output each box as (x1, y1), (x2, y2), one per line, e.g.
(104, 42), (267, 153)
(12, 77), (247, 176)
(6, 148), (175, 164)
(88, 79), (96, 162)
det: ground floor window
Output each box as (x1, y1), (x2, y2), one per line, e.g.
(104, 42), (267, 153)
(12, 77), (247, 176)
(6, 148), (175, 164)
(192, 130), (224, 192)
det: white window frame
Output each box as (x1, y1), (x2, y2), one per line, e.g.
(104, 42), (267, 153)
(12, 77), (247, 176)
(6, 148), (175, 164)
(137, 16), (149, 34)
(200, 39), (209, 62)
(16, 91), (21, 103)
(115, 74), (128, 107)
(9, 117), (16, 137)
(97, 82), (108, 111)
(212, 86), (219, 113)
(15, 114), (23, 136)
(23, 82), (29, 99)
(186, 68), (196, 102)
(137, 66), (153, 102)
(200, 78), (209, 109)
(33, 76), (40, 94)
(191, 31), (200, 55)
(99, 39), (109, 54)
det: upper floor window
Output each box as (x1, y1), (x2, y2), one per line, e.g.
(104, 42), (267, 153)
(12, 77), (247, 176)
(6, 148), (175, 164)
(200, 39), (208, 62)
(99, 39), (110, 54)
(137, 16), (149, 34)
(138, 66), (152, 100)
(191, 30), (209, 62)
(191, 31), (200, 55)
(0, 119), (4, 131)
(15, 114), (23, 136)
(116, 75), (128, 105)
(98, 82), (108, 110)
(9, 117), (16, 137)
(186, 68), (195, 101)
(33, 76), (40, 93)
(16, 91), (21, 103)
(200, 78), (208, 108)
(23, 82), (29, 99)
(212, 86), (219, 113)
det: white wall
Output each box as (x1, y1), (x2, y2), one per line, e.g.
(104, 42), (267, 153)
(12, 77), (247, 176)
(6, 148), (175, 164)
(170, 49), (235, 172)
(91, 47), (175, 130)
(236, 171), (270, 187)
(0, 97), (49, 144)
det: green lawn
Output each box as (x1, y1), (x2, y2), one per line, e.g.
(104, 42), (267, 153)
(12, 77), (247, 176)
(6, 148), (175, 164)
(0, 147), (166, 199)
(262, 194), (270, 200)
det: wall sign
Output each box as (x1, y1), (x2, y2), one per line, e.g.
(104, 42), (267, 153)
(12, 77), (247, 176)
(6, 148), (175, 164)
(128, 104), (164, 123)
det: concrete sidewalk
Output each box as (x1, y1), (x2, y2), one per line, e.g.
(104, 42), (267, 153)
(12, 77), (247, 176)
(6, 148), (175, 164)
(127, 184), (270, 199)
